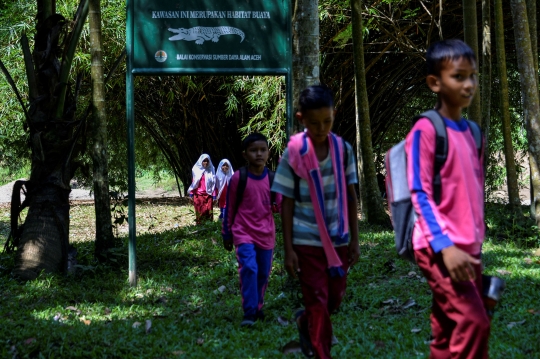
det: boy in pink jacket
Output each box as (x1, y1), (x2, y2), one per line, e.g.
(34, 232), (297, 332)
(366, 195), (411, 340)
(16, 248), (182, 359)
(406, 39), (489, 358)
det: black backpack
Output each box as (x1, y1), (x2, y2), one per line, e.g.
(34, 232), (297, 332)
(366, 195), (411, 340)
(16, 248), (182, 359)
(385, 110), (482, 262)
(230, 167), (276, 226)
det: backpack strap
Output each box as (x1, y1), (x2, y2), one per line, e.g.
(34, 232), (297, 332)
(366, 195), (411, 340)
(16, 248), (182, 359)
(413, 110), (448, 205)
(268, 169), (276, 205)
(465, 119), (483, 159)
(291, 136), (349, 202)
(231, 166), (248, 227)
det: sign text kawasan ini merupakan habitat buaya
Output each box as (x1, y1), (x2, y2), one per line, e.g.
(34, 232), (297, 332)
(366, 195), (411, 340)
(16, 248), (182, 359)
(132, 0), (291, 72)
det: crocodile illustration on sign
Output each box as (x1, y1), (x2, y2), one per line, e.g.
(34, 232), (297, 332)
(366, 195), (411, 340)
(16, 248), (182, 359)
(168, 26), (245, 45)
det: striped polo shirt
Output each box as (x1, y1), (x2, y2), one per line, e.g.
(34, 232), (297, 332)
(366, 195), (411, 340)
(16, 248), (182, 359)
(272, 142), (358, 247)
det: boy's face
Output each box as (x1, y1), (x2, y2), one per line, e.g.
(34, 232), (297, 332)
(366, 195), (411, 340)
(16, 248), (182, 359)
(221, 163), (229, 173)
(427, 57), (478, 110)
(297, 107), (336, 145)
(243, 140), (269, 167)
(202, 159), (209, 168)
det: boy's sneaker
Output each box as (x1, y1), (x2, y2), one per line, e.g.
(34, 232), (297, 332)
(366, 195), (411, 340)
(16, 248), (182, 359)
(241, 315), (256, 327)
(295, 310), (314, 358)
(255, 310), (266, 322)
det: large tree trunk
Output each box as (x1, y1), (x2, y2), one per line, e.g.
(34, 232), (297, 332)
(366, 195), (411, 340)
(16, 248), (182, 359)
(495, 0), (521, 212)
(351, 0), (389, 225)
(10, 0), (89, 280)
(510, 0), (540, 224)
(462, 0), (482, 124)
(89, 0), (114, 258)
(481, 0), (491, 153)
(292, 0), (320, 132)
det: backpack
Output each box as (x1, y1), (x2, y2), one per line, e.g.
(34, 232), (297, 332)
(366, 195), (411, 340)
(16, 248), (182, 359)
(384, 110), (482, 262)
(290, 137), (349, 202)
(230, 166), (276, 226)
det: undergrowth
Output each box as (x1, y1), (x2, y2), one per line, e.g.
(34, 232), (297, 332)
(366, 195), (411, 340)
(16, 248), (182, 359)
(0, 202), (538, 358)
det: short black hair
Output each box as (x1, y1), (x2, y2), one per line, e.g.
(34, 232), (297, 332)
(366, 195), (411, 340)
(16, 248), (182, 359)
(242, 133), (269, 151)
(298, 85), (334, 112)
(426, 39), (476, 76)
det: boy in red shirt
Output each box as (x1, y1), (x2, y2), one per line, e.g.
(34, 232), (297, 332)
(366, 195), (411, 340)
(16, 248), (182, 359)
(406, 39), (490, 358)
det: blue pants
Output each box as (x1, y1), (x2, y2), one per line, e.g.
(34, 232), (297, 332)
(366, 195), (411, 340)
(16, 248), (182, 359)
(235, 243), (273, 317)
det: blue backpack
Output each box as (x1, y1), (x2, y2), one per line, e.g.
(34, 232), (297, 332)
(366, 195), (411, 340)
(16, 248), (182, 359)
(384, 110), (482, 262)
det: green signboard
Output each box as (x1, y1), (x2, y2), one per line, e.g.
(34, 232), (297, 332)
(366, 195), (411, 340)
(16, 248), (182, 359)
(126, 0), (292, 286)
(131, 0), (291, 73)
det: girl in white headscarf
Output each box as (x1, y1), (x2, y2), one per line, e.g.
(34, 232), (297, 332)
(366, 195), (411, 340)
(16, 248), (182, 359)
(215, 159), (234, 220)
(188, 154), (217, 224)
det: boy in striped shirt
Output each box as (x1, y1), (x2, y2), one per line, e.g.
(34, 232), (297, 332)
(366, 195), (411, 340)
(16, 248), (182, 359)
(272, 85), (360, 359)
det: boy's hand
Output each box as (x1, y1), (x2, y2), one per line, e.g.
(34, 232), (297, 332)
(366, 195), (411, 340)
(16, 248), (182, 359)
(223, 239), (233, 252)
(284, 249), (300, 279)
(348, 240), (360, 266)
(441, 245), (481, 282)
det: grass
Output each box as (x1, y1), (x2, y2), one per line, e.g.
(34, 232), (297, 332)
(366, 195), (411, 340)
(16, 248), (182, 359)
(0, 201), (539, 358)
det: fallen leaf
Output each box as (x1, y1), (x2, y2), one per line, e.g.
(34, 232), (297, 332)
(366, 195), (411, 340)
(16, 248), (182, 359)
(217, 285), (226, 293)
(53, 313), (61, 321)
(65, 306), (82, 315)
(211, 238), (217, 245)
(496, 269), (512, 276)
(196, 338), (204, 345)
(382, 299), (394, 304)
(411, 328), (422, 333)
(507, 320), (526, 328)
(172, 350), (185, 356)
(524, 258), (533, 264)
(132, 321), (142, 328)
(527, 309), (540, 315)
(408, 271), (417, 277)
(282, 340), (302, 355)
(277, 316), (290, 326)
(533, 248), (540, 257)
(80, 319), (91, 325)
(24, 338), (36, 345)
(402, 299), (417, 309)
(145, 319), (152, 334)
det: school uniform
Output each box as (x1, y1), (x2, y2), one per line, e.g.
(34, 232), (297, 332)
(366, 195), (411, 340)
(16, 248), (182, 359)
(188, 154), (217, 224)
(216, 159), (234, 220)
(272, 133), (357, 359)
(222, 168), (281, 319)
(406, 117), (489, 359)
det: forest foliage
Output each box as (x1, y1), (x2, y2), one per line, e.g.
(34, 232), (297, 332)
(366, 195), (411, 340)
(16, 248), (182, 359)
(0, 0), (536, 198)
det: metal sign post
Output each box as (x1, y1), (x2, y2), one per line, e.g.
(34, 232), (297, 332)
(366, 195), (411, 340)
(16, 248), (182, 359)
(126, 0), (291, 286)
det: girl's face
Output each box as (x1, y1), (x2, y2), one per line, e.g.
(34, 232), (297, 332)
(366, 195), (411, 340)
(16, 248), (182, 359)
(202, 159), (209, 168)
(221, 163), (229, 173)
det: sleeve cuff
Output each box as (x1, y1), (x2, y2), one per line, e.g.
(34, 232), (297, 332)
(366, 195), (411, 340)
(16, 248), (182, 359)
(430, 235), (454, 253)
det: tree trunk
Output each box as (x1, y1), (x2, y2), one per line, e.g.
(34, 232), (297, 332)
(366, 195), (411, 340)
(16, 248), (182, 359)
(11, 0), (89, 280)
(481, 0), (491, 155)
(89, 0), (114, 258)
(351, 0), (389, 225)
(526, 0), (538, 217)
(495, 0), (521, 212)
(354, 78), (366, 219)
(510, 0), (540, 224)
(462, 0), (482, 124)
(526, 0), (538, 73)
(292, 0), (320, 132)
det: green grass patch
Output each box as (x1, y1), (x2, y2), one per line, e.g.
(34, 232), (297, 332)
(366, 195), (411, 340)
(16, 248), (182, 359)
(0, 203), (538, 358)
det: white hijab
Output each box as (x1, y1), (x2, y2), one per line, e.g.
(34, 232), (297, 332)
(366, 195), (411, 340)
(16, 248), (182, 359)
(216, 159), (234, 200)
(188, 154), (216, 195)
